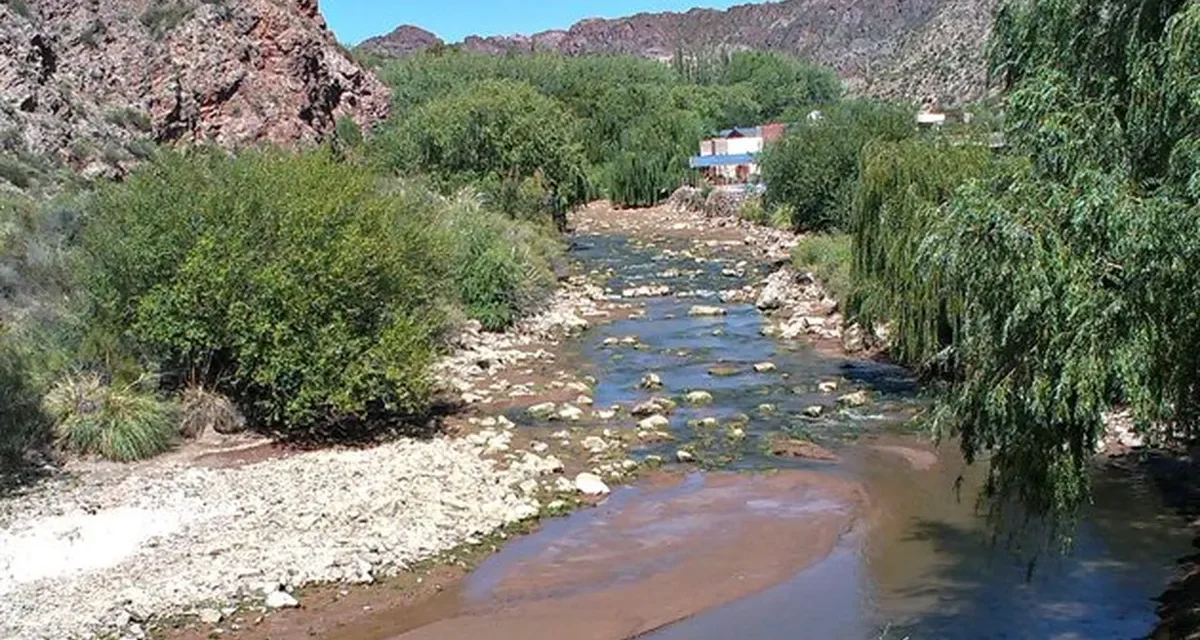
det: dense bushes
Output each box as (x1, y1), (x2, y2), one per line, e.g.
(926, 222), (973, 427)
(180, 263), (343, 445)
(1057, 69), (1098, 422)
(80, 149), (446, 430)
(437, 190), (561, 330)
(760, 100), (914, 231)
(369, 79), (589, 226)
(75, 148), (560, 436)
(369, 49), (846, 208)
(792, 234), (852, 304)
(0, 333), (45, 468)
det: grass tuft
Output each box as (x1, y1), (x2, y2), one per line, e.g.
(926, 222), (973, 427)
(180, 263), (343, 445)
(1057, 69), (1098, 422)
(179, 386), (243, 438)
(791, 233), (852, 304)
(43, 373), (176, 462)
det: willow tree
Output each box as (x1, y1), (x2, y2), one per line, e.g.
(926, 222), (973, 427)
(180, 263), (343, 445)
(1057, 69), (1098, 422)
(852, 0), (1199, 523)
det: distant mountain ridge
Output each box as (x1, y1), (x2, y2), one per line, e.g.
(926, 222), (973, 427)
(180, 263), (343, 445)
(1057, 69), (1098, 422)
(359, 0), (999, 105)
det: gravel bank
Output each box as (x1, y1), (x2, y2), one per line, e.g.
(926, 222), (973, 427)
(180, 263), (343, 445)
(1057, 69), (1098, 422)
(0, 436), (550, 640)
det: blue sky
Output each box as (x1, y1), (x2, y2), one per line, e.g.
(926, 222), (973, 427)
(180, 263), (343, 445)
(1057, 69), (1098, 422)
(324, 0), (762, 45)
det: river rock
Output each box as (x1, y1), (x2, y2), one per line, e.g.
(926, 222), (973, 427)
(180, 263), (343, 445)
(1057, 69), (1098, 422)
(633, 398), (675, 416)
(756, 268), (797, 310)
(803, 405), (824, 418)
(264, 591), (299, 609)
(638, 415), (671, 430)
(818, 381), (839, 394)
(582, 436), (609, 454)
(684, 390), (714, 405)
(688, 305), (727, 317)
(577, 395), (594, 406)
(530, 441), (549, 453)
(640, 373), (664, 390)
(708, 365), (741, 377)
(753, 362), (777, 373)
(197, 609), (222, 625)
(838, 390), (870, 408)
(758, 403), (778, 414)
(558, 404), (585, 421)
(622, 284), (671, 298)
(528, 402), (557, 419)
(843, 323), (866, 353)
(676, 450), (696, 463)
(574, 472), (611, 496)
(594, 409), (617, 420)
(769, 438), (840, 462)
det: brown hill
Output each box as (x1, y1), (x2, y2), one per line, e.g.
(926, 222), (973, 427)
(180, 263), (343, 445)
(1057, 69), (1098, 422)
(360, 0), (998, 104)
(0, 0), (389, 187)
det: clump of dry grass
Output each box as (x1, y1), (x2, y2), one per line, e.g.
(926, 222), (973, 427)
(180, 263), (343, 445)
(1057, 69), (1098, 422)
(179, 386), (244, 438)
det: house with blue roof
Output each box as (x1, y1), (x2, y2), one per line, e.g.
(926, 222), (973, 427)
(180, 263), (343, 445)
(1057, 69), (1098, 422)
(689, 123), (786, 183)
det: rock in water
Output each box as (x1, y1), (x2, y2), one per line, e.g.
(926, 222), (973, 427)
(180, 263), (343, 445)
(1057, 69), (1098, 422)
(838, 390), (870, 408)
(803, 405), (824, 418)
(818, 381), (839, 394)
(684, 390), (714, 405)
(582, 436), (609, 453)
(528, 402), (557, 419)
(558, 404), (584, 421)
(753, 362), (777, 373)
(638, 415), (670, 430)
(676, 450), (695, 463)
(640, 373), (664, 389)
(265, 591), (299, 609)
(688, 305), (727, 317)
(574, 472), (611, 496)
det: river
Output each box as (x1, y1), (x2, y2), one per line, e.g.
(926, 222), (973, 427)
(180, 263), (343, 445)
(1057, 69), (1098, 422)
(394, 221), (1191, 639)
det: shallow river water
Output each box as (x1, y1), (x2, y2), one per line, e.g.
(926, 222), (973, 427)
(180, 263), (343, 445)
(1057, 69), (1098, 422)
(406, 232), (1192, 639)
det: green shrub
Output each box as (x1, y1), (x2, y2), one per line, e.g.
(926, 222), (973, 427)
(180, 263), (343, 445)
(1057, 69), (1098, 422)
(439, 190), (559, 330)
(761, 100), (914, 231)
(43, 373), (175, 462)
(737, 196), (768, 224)
(3, 0), (31, 19)
(791, 234), (851, 303)
(140, 1), (192, 40)
(80, 148), (447, 433)
(0, 333), (47, 469)
(104, 108), (153, 133)
(369, 78), (590, 228)
(0, 157), (32, 190)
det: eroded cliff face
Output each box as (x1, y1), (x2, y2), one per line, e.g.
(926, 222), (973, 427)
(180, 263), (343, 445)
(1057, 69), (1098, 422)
(361, 0), (999, 105)
(0, 0), (389, 183)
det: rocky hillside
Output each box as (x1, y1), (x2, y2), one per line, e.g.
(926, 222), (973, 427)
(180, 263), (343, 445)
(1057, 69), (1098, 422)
(0, 0), (389, 189)
(360, 0), (999, 104)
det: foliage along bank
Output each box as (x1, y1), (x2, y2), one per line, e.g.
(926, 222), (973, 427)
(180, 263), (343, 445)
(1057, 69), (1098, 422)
(846, 0), (1200, 524)
(364, 48), (844, 209)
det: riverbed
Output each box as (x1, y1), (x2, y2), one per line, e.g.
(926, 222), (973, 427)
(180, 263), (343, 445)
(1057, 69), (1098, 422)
(370, 212), (1193, 639)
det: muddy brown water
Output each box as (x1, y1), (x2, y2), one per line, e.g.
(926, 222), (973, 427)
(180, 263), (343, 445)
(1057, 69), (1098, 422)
(362, 232), (1190, 639)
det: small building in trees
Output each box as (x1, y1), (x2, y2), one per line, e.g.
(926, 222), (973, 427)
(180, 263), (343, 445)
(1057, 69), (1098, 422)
(689, 123), (786, 183)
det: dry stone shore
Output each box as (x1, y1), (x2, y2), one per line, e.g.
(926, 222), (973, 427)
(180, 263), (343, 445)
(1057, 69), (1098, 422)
(0, 277), (608, 640)
(0, 438), (551, 640)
